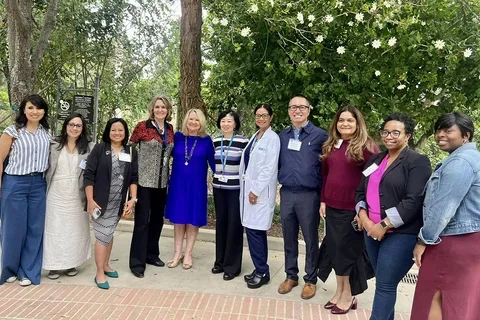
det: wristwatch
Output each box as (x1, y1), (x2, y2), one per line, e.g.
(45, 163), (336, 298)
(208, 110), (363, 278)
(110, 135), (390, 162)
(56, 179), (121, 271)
(416, 237), (427, 246)
(380, 220), (389, 230)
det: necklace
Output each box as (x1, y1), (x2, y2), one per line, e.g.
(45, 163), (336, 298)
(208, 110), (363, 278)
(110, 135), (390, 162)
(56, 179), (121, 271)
(184, 135), (198, 165)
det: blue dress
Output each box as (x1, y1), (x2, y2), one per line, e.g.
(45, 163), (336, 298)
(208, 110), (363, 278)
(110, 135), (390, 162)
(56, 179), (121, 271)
(165, 132), (215, 227)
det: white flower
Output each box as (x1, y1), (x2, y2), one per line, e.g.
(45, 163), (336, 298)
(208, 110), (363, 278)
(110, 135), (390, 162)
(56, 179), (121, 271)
(464, 48), (473, 58)
(434, 88), (443, 95)
(308, 22), (313, 27)
(375, 70), (381, 77)
(370, 2), (377, 12)
(421, 21), (426, 26)
(268, 0), (274, 6)
(339, 67), (347, 73)
(212, 17), (219, 25)
(249, 4), (258, 13)
(434, 39), (445, 50)
(377, 23), (384, 30)
(384, 1), (392, 8)
(240, 27), (251, 37)
(388, 37), (397, 47)
(348, 21), (354, 26)
(335, 1), (344, 8)
(220, 18), (228, 26)
(397, 84), (406, 90)
(315, 35), (324, 43)
(355, 13), (364, 22)
(372, 39), (382, 49)
(397, 0), (402, 4)
(337, 46), (346, 54)
(325, 15), (334, 23)
(308, 14), (315, 22)
(297, 12), (304, 24)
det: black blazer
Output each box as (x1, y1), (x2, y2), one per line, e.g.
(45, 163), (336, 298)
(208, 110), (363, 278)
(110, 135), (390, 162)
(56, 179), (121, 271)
(84, 143), (138, 216)
(355, 147), (432, 235)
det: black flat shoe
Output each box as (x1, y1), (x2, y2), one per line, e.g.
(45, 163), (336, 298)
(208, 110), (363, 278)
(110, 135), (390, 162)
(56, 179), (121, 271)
(211, 266), (224, 274)
(223, 273), (237, 281)
(131, 271), (144, 278)
(147, 259), (165, 267)
(247, 274), (270, 289)
(244, 270), (256, 282)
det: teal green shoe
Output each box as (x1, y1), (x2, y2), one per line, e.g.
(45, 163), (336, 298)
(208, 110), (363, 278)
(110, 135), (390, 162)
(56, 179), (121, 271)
(104, 270), (119, 278)
(94, 277), (109, 290)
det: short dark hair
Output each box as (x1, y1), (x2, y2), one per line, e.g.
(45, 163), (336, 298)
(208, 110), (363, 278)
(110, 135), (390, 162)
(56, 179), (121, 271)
(15, 94), (50, 129)
(290, 94), (311, 107)
(216, 110), (241, 131)
(381, 112), (416, 135)
(56, 113), (90, 154)
(102, 118), (130, 146)
(254, 104), (273, 116)
(434, 112), (474, 142)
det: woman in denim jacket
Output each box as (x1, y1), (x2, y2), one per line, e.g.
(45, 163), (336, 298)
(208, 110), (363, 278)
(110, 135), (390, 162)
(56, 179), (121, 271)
(411, 113), (480, 320)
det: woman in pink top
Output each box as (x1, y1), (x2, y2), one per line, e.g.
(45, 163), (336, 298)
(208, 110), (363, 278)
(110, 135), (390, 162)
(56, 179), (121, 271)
(355, 113), (431, 320)
(319, 106), (378, 315)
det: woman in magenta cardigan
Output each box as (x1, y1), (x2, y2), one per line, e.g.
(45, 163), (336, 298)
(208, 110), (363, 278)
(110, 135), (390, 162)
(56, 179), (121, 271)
(319, 106), (379, 315)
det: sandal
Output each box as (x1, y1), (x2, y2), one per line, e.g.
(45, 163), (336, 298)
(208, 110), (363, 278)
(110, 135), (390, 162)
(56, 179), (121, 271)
(182, 256), (193, 270)
(167, 253), (184, 268)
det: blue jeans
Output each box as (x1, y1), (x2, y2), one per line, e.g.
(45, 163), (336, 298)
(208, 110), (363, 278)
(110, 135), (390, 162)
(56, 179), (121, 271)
(0, 173), (46, 285)
(364, 232), (416, 320)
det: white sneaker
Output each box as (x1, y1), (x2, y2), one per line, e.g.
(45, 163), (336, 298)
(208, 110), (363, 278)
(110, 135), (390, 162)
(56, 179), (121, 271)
(19, 278), (32, 286)
(6, 276), (17, 283)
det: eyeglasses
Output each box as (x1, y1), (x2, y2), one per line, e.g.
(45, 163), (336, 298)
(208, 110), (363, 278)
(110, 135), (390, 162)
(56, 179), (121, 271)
(67, 123), (83, 129)
(288, 105), (309, 112)
(380, 130), (402, 138)
(255, 114), (270, 120)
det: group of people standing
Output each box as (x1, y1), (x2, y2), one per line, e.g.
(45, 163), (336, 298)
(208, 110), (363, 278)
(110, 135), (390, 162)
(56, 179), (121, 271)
(0, 93), (479, 320)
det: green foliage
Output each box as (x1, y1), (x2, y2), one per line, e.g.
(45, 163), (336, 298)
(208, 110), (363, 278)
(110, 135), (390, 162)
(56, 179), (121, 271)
(202, 0), (480, 142)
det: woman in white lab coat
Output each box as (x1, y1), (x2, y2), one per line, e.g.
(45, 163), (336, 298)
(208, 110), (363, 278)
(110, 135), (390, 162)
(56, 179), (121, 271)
(239, 104), (280, 289)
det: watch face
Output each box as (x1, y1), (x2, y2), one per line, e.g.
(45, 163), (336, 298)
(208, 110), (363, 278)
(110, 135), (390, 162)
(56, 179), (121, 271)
(380, 221), (388, 229)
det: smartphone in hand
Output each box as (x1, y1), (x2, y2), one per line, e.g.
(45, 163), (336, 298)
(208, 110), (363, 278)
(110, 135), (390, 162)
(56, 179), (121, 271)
(92, 207), (102, 219)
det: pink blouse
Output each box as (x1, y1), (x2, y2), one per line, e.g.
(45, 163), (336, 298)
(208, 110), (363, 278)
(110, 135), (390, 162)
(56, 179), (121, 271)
(366, 155), (389, 224)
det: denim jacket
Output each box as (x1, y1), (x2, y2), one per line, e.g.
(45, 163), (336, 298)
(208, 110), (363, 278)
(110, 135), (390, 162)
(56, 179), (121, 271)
(419, 143), (480, 245)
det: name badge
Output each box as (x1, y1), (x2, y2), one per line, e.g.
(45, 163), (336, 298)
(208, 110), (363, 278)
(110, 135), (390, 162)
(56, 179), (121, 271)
(287, 139), (302, 151)
(219, 176), (229, 183)
(362, 163), (379, 177)
(334, 139), (343, 149)
(79, 159), (87, 170)
(119, 152), (131, 162)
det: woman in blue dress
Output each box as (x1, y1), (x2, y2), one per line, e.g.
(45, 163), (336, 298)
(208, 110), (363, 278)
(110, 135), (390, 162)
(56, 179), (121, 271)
(165, 108), (215, 269)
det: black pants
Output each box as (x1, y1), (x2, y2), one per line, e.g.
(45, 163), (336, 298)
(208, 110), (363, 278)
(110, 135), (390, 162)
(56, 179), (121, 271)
(129, 186), (167, 273)
(245, 228), (269, 276)
(280, 188), (320, 284)
(213, 188), (243, 275)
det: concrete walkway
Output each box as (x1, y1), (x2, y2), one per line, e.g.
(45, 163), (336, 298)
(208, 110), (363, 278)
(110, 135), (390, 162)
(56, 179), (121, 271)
(0, 222), (415, 319)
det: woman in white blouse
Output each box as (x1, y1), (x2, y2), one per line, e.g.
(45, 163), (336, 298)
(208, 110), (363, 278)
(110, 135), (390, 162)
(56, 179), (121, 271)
(0, 94), (51, 286)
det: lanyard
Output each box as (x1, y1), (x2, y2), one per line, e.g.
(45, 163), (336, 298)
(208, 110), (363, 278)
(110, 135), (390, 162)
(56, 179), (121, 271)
(220, 135), (235, 173)
(250, 135), (259, 154)
(152, 120), (168, 146)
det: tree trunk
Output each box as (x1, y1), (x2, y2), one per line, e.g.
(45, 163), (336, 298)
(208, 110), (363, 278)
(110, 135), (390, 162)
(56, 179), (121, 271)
(179, 0), (205, 124)
(5, 0), (60, 107)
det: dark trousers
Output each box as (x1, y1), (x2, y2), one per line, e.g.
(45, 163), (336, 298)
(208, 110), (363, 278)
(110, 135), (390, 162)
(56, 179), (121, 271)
(0, 174), (46, 285)
(245, 228), (269, 276)
(364, 232), (417, 320)
(129, 186), (167, 273)
(213, 188), (243, 275)
(280, 188), (320, 284)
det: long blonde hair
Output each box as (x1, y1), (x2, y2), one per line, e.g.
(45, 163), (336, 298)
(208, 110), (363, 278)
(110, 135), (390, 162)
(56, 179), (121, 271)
(321, 105), (376, 162)
(182, 108), (207, 137)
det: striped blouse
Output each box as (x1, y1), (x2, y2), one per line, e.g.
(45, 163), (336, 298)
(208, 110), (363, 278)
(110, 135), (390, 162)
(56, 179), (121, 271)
(212, 135), (249, 190)
(3, 125), (51, 175)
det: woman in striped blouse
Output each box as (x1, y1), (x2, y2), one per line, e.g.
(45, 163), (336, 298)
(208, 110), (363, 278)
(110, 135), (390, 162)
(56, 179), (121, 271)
(0, 94), (51, 286)
(211, 110), (249, 281)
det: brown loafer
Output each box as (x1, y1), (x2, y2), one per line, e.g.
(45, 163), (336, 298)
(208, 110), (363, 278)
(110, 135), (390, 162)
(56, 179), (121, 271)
(278, 279), (298, 294)
(301, 283), (317, 300)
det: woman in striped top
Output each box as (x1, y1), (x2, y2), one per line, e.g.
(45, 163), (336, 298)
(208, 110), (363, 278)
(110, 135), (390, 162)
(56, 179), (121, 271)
(0, 94), (51, 286)
(211, 111), (249, 280)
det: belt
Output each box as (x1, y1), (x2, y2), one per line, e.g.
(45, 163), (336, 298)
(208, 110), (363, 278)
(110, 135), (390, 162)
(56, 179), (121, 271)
(25, 172), (42, 176)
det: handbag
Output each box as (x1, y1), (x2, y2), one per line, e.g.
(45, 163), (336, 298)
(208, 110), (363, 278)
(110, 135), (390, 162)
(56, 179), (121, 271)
(121, 146), (132, 216)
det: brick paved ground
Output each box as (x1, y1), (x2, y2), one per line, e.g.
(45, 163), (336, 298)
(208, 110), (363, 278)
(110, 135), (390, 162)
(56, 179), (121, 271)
(0, 284), (411, 320)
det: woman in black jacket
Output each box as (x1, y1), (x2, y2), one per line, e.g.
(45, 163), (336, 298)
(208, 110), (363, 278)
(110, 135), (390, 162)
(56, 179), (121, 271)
(355, 113), (431, 320)
(84, 118), (138, 290)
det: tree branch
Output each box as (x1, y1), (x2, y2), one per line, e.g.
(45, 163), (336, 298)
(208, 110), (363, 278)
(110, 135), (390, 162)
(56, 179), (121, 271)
(31, 0), (61, 75)
(5, 0), (30, 33)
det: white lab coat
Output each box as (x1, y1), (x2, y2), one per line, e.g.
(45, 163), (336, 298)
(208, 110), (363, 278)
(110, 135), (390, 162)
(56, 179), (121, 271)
(239, 127), (280, 231)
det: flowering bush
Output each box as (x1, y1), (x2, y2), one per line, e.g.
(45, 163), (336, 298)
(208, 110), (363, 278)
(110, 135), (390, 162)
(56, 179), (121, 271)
(203, 0), (480, 145)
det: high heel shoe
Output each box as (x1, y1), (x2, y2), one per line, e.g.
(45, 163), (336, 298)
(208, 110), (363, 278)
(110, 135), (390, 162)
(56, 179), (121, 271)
(331, 298), (357, 314)
(324, 301), (336, 309)
(167, 253), (185, 268)
(182, 256), (193, 270)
